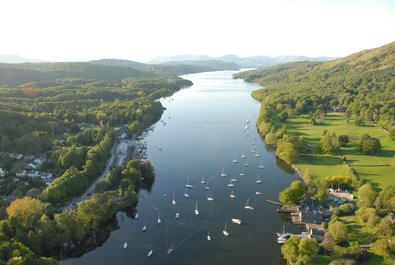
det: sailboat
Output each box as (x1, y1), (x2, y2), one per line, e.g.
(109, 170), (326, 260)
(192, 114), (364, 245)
(172, 193), (176, 205)
(241, 151), (247, 158)
(239, 171), (245, 176)
(142, 224), (147, 231)
(220, 168), (227, 177)
(207, 192), (214, 201)
(207, 231), (211, 241)
(204, 185), (211, 190)
(230, 190), (236, 198)
(244, 198), (254, 210)
(256, 191), (262, 195)
(135, 213), (139, 219)
(157, 213), (161, 224)
(256, 175), (262, 184)
(200, 177), (206, 184)
(175, 212), (180, 219)
(223, 222), (230, 236)
(231, 177), (238, 182)
(123, 241), (128, 249)
(255, 152), (260, 157)
(232, 155), (238, 163)
(277, 225), (292, 244)
(228, 179), (235, 187)
(258, 161), (265, 169)
(194, 202), (199, 215)
(185, 176), (193, 188)
(231, 218), (242, 225)
(147, 245), (153, 257)
(184, 187), (190, 198)
(244, 160), (249, 167)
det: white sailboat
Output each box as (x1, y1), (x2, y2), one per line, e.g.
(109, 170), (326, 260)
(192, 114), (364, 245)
(244, 160), (249, 167)
(207, 192), (214, 201)
(175, 212), (180, 219)
(123, 241), (128, 249)
(204, 186), (211, 190)
(200, 177), (206, 184)
(258, 161), (265, 169)
(256, 191), (263, 195)
(185, 176), (193, 188)
(244, 198), (254, 210)
(184, 187), (190, 198)
(207, 231), (211, 241)
(231, 218), (242, 225)
(232, 155), (238, 163)
(231, 177), (238, 182)
(220, 168), (227, 177)
(142, 224), (147, 231)
(172, 193), (176, 205)
(157, 213), (161, 224)
(277, 225), (292, 244)
(194, 202), (199, 215)
(255, 152), (260, 157)
(135, 213), (139, 219)
(256, 175), (262, 184)
(147, 245), (153, 257)
(239, 171), (245, 176)
(223, 222), (230, 236)
(230, 190), (236, 198)
(228, 179), (235, 187)
(241, 151), (247, 158)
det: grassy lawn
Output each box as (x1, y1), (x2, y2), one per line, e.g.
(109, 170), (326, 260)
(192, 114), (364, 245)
(284, 113), (394, 191)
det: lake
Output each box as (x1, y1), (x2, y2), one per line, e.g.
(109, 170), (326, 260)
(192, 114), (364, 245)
(62, 70), (298, 265)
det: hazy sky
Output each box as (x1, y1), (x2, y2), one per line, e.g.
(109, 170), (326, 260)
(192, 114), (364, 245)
(1, 0), (394, 62)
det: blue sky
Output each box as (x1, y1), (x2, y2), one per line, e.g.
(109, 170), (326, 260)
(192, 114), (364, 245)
(1, 0), (394, 62)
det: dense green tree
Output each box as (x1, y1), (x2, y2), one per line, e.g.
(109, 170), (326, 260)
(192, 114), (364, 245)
(276, 137), (298, 164)
(357, 183), (377, 208)
(279, 180), (306, 205)
(326, 221), (347, 243)
(356, 134), (381, 155)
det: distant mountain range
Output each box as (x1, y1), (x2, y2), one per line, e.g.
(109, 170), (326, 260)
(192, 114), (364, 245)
(0, 54), (44, 63)
(150, 54), (336, 68)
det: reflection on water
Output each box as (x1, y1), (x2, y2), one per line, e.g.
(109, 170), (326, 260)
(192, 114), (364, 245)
(61, 70), (297, 265)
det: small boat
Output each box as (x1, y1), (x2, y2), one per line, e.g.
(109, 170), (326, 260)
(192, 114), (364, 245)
(142, 225), (147, 231)
(231, 177), (238, 182)
(241, 151), (247, 158)
(258, 161), (265, 169)
(231, 218), (242, 225)
(172, 193), (176, 205)
(256, 191), (262, 195)
(244, 198), (254, 210)
(223, 223), (230, 236)
(135, 213), (139, 219)
(157, 213), (161, 224)
(185, 176), (193, 188)
(194, 202), (199, 215)
(184, 187), (190, 198)
(244, 161), (249, 167)
(220, 168), (227, 177)
(255, 153), (260, 157)
(277, 225), (292, 244)
(123, 242), (128, 249)
(175, 212), (180, 219)
(256, 175), (262, 184)
(157, 146), (162, 150)
(200, 177), (206, 184)
(204, 186), (211, 190)
(228, 180), (235, 187)
(232, 155), (238, 163)
(207, 231), (211, 241)
(277, 237), (287, 244)
(230, 190), (236, 198)
(239, 172), (245, 176)
(207, 192), (214, 201)
(147, 247), (153, 257)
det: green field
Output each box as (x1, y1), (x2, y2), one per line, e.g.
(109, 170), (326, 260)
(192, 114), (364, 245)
(284, 113), (394, 191)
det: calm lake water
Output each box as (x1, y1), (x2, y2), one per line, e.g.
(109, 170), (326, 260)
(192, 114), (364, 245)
(62, 70), (298, 265)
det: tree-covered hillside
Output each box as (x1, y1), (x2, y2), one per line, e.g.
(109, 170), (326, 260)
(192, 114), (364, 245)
(234, 41), (395, 132)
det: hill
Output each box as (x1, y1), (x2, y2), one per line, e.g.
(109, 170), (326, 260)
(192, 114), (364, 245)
(151, 54), (335, 67)
(235, 41), (395, 190)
